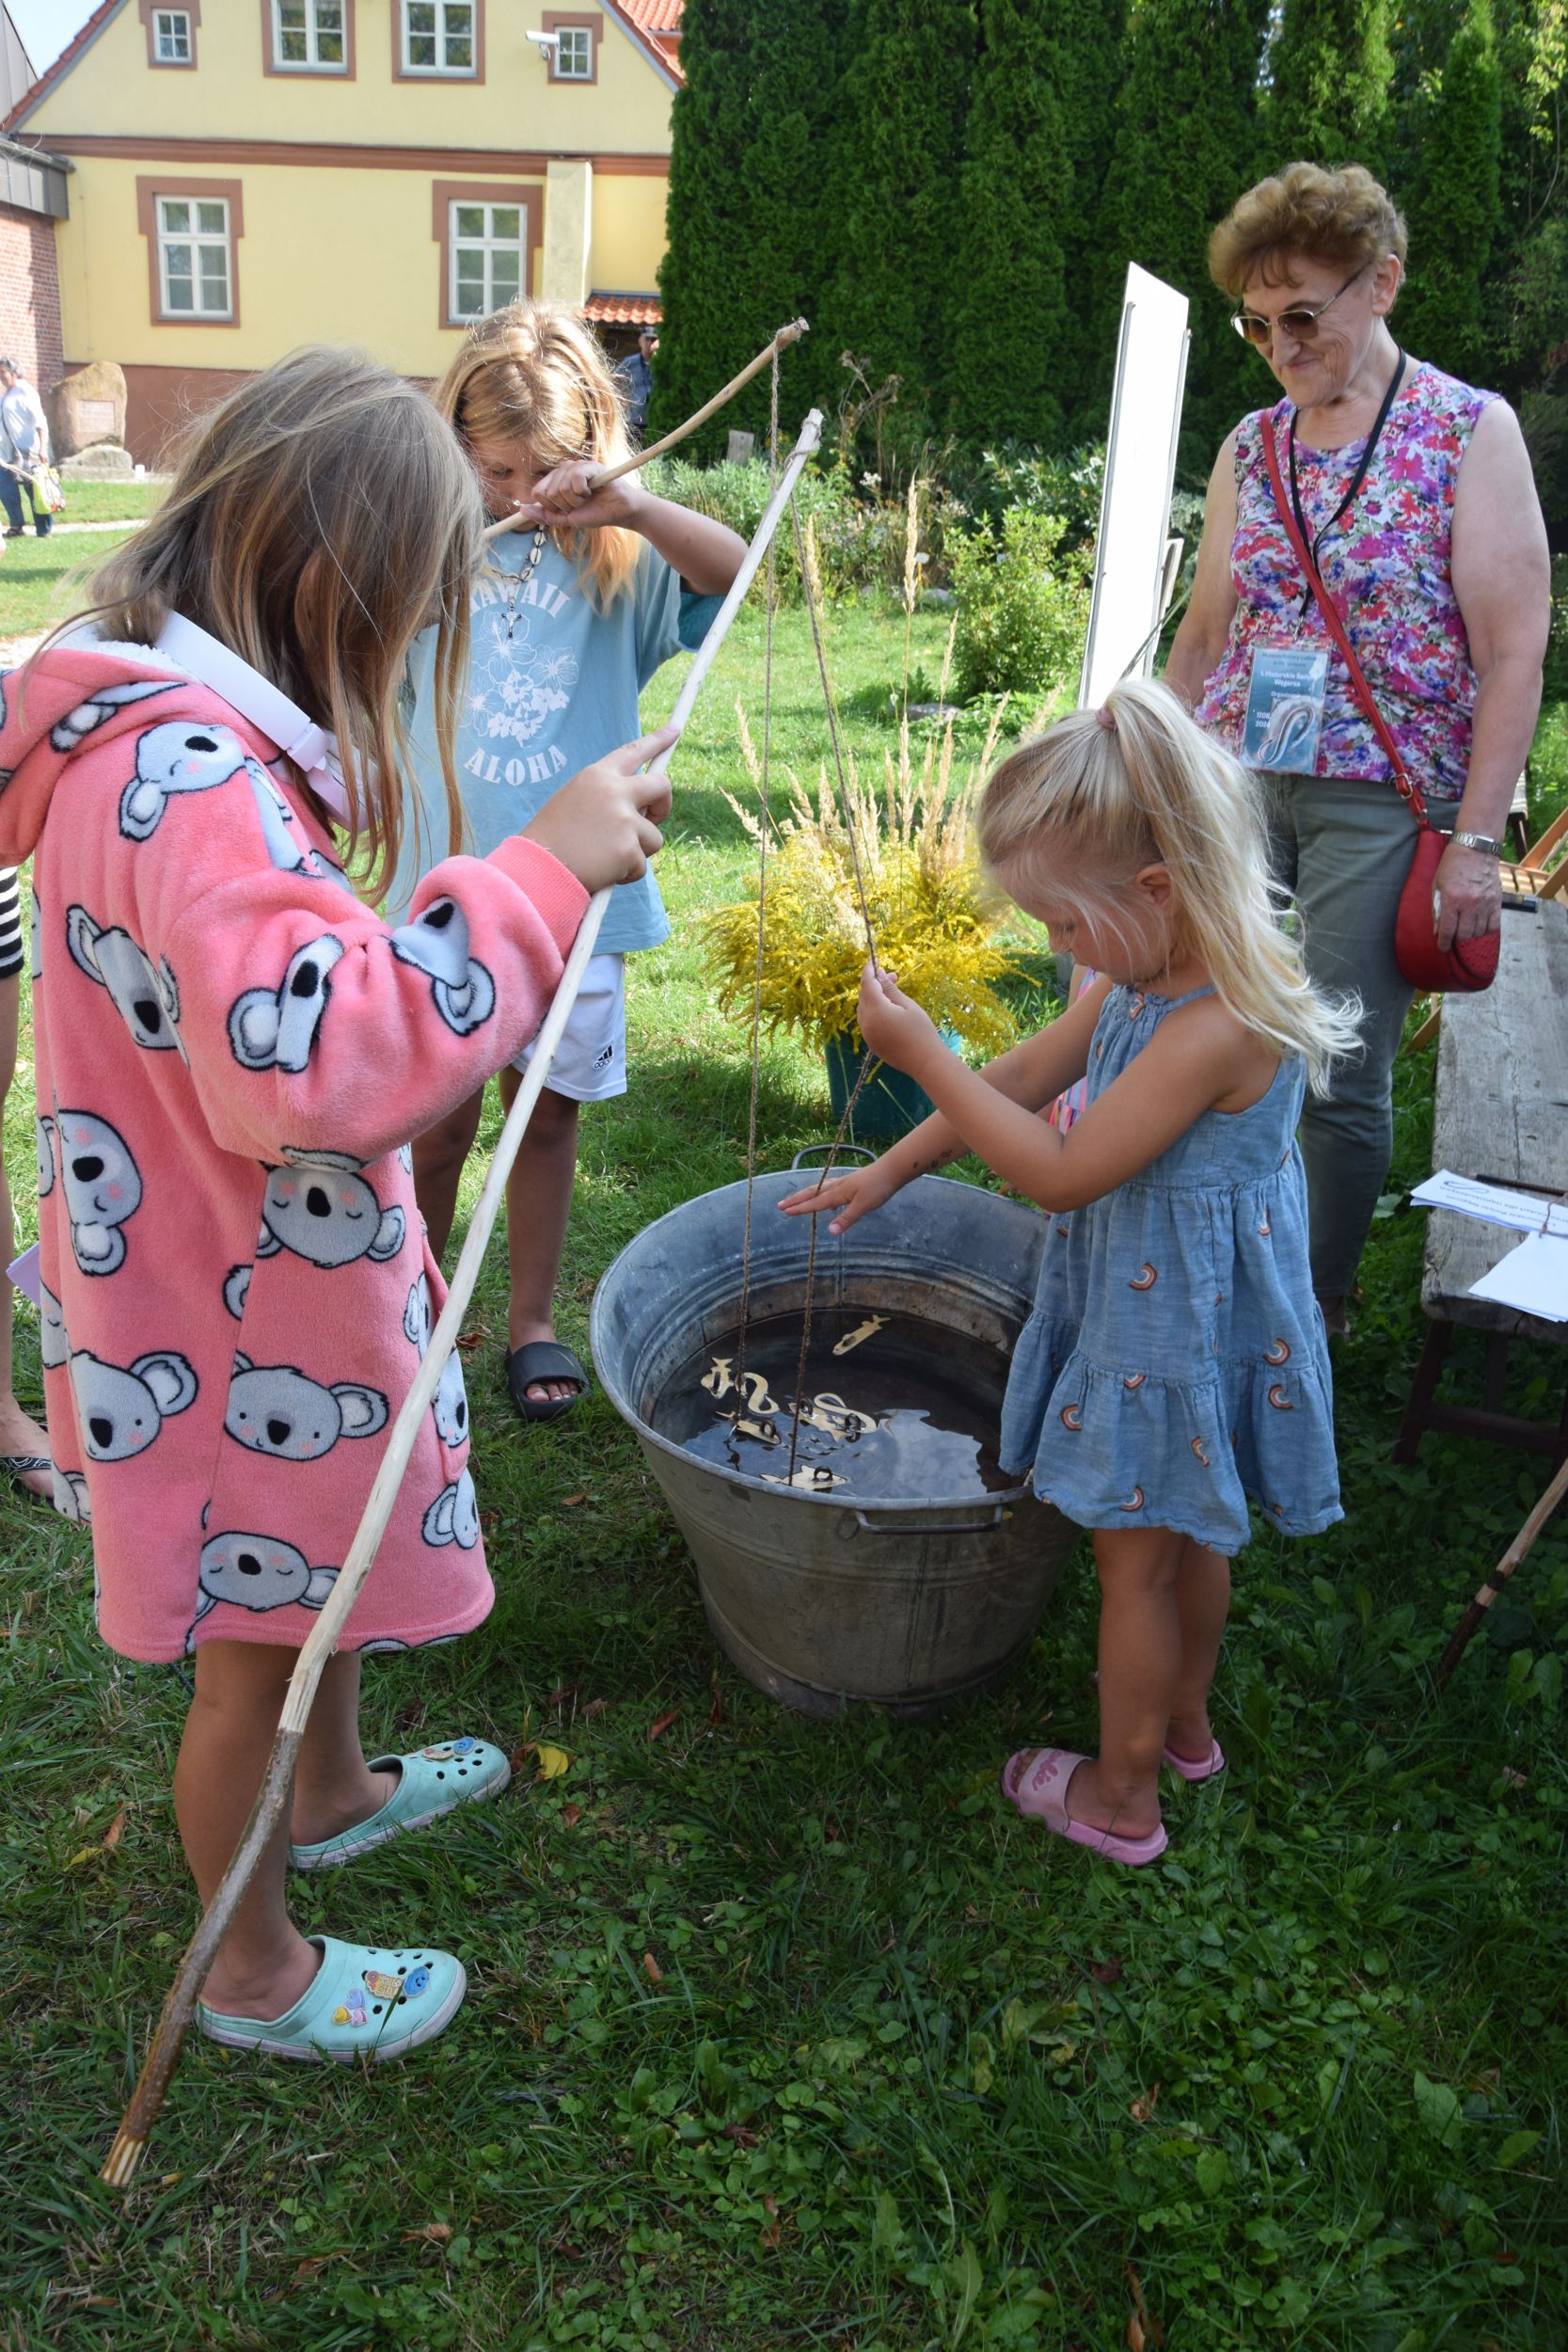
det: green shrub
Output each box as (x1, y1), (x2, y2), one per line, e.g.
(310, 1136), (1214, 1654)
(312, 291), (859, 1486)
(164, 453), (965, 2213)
(644, 455), (911, 601)
(948, 506), (1090, 703)
(1543, 550), (1568, 705)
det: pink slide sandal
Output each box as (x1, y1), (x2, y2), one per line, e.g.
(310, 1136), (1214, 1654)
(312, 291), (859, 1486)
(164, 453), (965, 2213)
(1162, 1738), (1227, 1783)
(999, 1746), (1168, 1867)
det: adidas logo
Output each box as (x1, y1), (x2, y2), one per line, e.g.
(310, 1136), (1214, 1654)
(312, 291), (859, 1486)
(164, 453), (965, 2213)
(592, 1041), (615, 1073)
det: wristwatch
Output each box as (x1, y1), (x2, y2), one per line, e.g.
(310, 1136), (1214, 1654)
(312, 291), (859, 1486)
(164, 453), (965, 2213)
(1449, 831), (1504, 858)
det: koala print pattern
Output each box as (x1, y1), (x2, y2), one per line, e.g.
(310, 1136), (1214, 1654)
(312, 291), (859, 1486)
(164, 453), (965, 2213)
(49, 675), (181, 754)
(55, 1110), (142, 1276)
(224, 1354), (388, 1460)
(119, 720), (250, 841)
(68, 906), (182, 1054)
(229, 933), (344, 1073)
(256, 1163), (404, 1270)
(12, 648), (586, 1661)
(422, 1470), (480, 1550)
(388, 899), (497, 1038)
(189, 1531), (339, 1640)
(70, 1347), (198, 1462)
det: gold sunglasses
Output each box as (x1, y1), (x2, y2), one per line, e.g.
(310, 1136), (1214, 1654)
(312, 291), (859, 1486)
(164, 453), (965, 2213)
(1231, 262), (1370, 347)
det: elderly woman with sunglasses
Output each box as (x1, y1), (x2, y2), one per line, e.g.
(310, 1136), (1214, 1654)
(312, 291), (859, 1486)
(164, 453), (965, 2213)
(1165, 162), (1550, 1339)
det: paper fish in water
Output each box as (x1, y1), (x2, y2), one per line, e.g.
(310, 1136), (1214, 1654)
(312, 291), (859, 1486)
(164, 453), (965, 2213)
(761, 1462), (846, 1490)
(795, 1389), (876, 1439)
(701, 1357), (734, 1399)
(832, 1314), (885, 1358)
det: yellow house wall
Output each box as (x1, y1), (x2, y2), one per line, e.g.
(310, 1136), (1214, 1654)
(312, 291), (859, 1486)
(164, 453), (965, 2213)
(53, 156), (555, 379)
(588, 173), (668, 295)
(24, 1), (673, 154)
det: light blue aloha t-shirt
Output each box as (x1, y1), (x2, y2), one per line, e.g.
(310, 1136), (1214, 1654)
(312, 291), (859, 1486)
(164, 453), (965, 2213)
(391, 532), (720, 951)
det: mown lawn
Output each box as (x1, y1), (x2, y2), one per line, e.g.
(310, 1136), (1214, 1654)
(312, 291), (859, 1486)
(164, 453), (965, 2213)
(3, 599), (1565, 2351)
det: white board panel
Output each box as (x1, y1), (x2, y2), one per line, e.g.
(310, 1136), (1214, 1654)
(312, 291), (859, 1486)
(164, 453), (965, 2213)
(1079, 263), (1191, 707)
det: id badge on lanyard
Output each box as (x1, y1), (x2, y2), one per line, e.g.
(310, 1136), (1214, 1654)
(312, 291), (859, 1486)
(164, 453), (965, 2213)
(1244, 348), (1405, 779)
(1243, 643), (1328, 772)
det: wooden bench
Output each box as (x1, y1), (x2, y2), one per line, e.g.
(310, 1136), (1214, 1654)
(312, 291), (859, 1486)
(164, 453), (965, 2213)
(1394, 894), (1568, 1465)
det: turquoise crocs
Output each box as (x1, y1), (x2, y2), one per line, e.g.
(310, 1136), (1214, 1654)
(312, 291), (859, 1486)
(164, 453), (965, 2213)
(198, 1935), (466, 2063)
(289, 1735), (511, 1871)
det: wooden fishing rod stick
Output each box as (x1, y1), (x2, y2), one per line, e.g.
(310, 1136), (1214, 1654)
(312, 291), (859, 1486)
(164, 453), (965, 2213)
(101, 405), (824, 2192)
(483, 317), (810, 541)
(1433, 1450), (1568, 1689)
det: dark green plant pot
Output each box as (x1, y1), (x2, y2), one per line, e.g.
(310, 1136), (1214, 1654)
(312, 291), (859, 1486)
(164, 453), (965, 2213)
(823, 1030), (956, 1139)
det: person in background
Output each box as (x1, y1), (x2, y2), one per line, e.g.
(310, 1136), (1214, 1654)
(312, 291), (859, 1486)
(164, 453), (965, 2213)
(1164, 163), (1549, 1339)
(619, 326), (657, 442)
(0, 358), (54, 540)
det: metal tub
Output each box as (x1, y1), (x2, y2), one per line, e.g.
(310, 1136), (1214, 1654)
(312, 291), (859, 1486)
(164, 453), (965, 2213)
(590, 1164), (1078, 1717)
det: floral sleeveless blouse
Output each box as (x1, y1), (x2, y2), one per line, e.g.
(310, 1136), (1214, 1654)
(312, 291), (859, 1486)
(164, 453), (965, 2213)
(1196, 362), (1497, 803)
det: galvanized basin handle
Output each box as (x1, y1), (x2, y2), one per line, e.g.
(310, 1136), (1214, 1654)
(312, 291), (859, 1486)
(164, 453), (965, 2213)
(789, 1144), (879, 1170)
(853, 1504), (1008, 1537)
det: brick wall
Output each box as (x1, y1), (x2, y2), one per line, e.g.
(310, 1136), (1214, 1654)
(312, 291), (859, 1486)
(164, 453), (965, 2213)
(0, 203), (63, 392)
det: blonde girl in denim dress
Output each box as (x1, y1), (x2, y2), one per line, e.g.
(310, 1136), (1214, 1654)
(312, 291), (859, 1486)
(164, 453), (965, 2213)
(782, 682), (1358, 1867)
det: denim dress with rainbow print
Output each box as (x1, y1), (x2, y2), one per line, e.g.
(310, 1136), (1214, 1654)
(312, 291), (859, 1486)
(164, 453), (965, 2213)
(1000, 984), (1342, 1555)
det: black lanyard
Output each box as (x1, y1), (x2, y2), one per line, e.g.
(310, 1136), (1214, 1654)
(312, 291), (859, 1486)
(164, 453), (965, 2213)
(1286, 346), (1405, 612)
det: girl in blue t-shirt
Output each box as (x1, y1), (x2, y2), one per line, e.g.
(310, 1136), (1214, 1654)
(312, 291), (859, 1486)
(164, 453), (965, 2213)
(398, 301), (744, 1423)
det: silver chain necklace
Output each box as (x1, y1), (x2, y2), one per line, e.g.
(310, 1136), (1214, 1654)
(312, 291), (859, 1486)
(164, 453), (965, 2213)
(504, 526), (548, 640)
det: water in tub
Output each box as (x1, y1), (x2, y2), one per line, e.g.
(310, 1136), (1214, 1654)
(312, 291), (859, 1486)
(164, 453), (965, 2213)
(650, 1308), (1014, 1497)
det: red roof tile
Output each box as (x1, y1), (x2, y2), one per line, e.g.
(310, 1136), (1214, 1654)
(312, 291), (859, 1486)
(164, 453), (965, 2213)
(583, 290), (661, 326)
(602, 0), (683, 77)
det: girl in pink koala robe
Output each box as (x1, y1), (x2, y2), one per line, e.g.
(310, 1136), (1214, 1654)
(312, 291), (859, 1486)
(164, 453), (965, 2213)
(0, 349), (673, 2064)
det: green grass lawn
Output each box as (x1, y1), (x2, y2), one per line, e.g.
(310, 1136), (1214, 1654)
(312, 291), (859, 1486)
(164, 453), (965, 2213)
(3, 602), (1566, 2350)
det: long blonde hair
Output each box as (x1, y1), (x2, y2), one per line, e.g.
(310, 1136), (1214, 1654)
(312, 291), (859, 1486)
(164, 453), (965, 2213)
(63, 346), (482, 901)
(978, 680), (1360, 1094)
(436, 299), (641, 610)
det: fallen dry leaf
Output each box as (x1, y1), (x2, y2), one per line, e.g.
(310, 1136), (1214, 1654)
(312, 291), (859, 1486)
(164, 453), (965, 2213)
(534, 1743), (570, 1780)
(721, 2123), (760, 2149)
(546, 1682), (581, 1709)
(648, 1707), (682, 1741)
(642, 1950), (662, 1983)
(455, 1325), (490, 1353)
(1090, 1956), (1126, 1986)
(561, 1802), (582, 1829)
(582, 1697), (609, 1719)
(561, 1492), (589, 1508)
(103, 1807), (127, 1852)
(1125, 2261), (1165, 2350)
(1129, 2084), (1162, 2124)
(404, 2221), (452, 2245)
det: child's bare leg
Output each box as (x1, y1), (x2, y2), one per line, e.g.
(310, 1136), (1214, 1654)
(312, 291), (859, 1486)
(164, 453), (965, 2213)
(1067, 1526), (1189, 1840)
(290, 1648), (397, 1845)
(1165, 1541), (1230, 1762)
(498, 1067), (581, 1404)
(412, 1083), (487, 1263)
(174, 1640), (322, 2019)
(0, 975), (50, 1495)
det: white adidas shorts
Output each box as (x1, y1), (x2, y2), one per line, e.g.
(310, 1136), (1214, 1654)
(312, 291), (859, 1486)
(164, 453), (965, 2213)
(513, 951), (626, 1101)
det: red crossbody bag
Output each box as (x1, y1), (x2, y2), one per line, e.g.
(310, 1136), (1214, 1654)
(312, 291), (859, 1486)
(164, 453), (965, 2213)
(1259, 413), (1498, 994)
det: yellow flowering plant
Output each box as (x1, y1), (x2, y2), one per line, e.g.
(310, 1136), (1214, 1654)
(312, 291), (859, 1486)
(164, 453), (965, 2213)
(702, 671), (1022, 1061)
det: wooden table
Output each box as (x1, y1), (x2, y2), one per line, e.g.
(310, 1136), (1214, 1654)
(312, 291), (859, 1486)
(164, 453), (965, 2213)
(1394, 896), (1568, 1465)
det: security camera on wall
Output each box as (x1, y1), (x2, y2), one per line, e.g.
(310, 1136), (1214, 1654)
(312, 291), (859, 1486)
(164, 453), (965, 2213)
(525, 30), (562, 61)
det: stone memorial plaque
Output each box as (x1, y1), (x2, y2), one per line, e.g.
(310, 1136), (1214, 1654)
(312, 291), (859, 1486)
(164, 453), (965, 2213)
(76, 399), (118, 437)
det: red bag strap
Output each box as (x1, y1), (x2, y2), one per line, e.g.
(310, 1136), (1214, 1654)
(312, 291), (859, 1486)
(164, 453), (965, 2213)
(1259, 411), (1429, 827)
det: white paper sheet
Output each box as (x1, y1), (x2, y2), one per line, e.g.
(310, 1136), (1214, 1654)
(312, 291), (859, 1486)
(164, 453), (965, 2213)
(1412, 1169), (1568, 1237)
(1467, 1232), (1568, 1322)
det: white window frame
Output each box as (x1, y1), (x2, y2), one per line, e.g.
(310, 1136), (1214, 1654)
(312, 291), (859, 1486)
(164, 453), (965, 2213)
(156, 195), (232, 320)
(402, 0), (476, 75)
(271, 0), (347, 71)
(554, 24), (591, 77)
(152, 8), (193, 62)
(449, 201), (525, 323)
